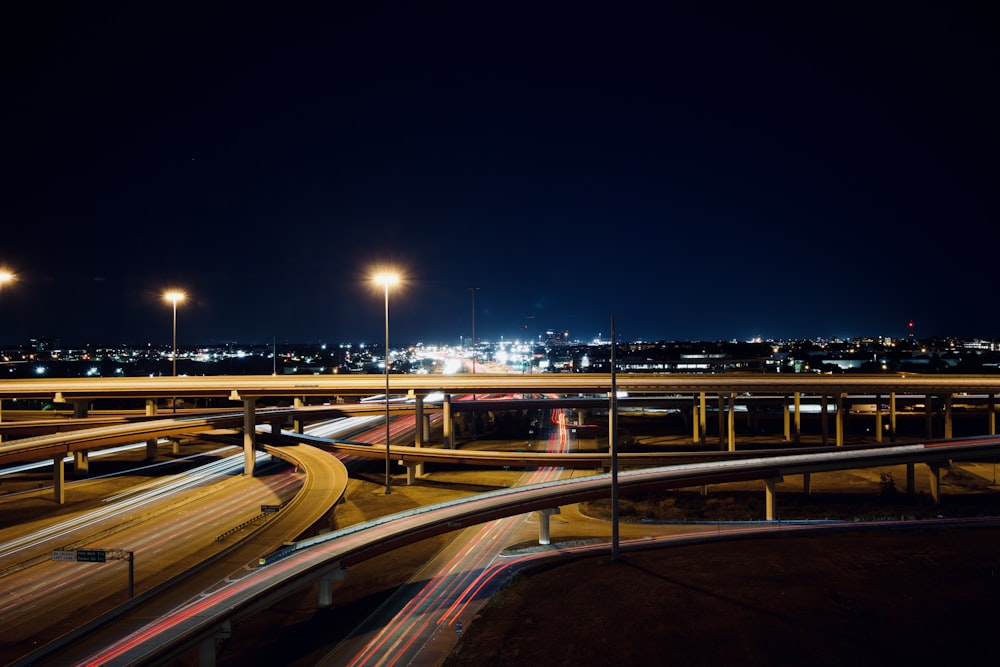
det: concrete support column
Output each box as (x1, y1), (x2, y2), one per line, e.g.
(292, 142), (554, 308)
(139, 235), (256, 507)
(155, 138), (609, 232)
(74, 449), (89, 476)
(925, 396), (934, 439)
(145, 399), (159, 459)
(793, 392), (801, 444)
(414, 396), (425, 447)
(944, 394), (954, 440)
(727, 392), (736, 452)
(442, 394), (453, 449)
(198, 620), (231, 667)
(269, 419), (284, 441)
(53, 455), (65, 504)
(717, 394), (725, 449)
(765, 477), (783, 521)
(906, 463), (915, 495)
(537, 507), (561, 545)
(820, 395), (829, 446)
(72, 399), (89, 419)
(889, 393), (897, 443)
(171, 437), (181, 455)
(699, 392), (707, 446)
(403, 461), (420, 485)
(803, 472), (811, 495)
(928, 463), (943, 504)
(293, 396), (304, 434)
(242, 398), (256, 476)
(989, 393), (996, 436)
(875, 394), (883, 444)
(835, 393), (846, 446)
(692, 397), (699, 443)
(782, 395), (791, 443)
(317, 565), (347, 608)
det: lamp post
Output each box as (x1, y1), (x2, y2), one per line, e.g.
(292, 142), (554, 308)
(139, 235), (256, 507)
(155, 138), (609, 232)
(163, 291), (185, 377)
(374, 272), (399, 494)
(0, 271), (13, 351)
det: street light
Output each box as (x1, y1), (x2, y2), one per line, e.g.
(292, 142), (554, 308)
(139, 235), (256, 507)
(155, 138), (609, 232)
(163, 291), (185, 377)
(0, 271), (14, 349)
(373, 271), (399, 494)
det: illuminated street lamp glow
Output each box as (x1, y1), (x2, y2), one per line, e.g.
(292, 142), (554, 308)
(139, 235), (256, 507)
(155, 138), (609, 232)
(163, 291), (186, 377)
(373, 271), (400, 495)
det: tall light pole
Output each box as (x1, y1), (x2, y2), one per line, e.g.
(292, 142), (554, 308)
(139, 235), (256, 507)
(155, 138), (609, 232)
(0, 271), (14, 350)
(163, 291), (185, 377)
(374, 272), (399, 494)
(468, 286), (479, 440)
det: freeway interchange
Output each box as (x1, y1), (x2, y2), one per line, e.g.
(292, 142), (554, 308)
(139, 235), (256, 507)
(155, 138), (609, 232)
(1, 373), (999, 665)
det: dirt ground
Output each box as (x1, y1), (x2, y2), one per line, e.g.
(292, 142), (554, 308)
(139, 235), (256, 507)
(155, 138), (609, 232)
(442, 525), (1000, 667)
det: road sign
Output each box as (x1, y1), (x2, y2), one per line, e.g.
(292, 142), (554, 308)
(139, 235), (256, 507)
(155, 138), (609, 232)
(51, 550), (76, 562)
(75, 549), (107, 562)
(261, 504), (280, 513)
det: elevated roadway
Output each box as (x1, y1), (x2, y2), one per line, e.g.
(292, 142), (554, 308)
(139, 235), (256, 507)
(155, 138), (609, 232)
(54, 433), (1000, 666)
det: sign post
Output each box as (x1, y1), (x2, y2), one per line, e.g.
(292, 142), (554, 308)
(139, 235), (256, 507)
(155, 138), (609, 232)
(51, 548), (135, 598)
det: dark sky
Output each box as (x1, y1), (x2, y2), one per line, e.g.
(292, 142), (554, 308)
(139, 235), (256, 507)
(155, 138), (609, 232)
(3, 2), (998, 347)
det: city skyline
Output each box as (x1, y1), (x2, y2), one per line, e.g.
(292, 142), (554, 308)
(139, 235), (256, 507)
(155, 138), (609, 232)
(4, 4), (997, 345)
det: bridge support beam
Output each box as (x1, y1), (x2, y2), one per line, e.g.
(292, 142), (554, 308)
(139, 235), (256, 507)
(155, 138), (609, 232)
(242, 399), (256, 476)
(765, 477), (783, 521)
(906, 463), (915, 495)
(197, 619), (231, 667)
(413, 396), (426, 477)
(783, 394), (791, 443)
(989, 393), (996, 435)
(889, 393), (898, 443)
(835, 393), (846, 446)
(928, 462), (945, 504)
(802, 472), (811, 495)
(74, 449), (89, 476)
(442, 394), (453, 449)
(925, 396), (934, 439)
(537, 507), (561, 545)
(293, 397), (304, 434)
(875, 394), (883, 444)
(727, 392), (736, 452)
(145, 400), (159, 459)
(944, 394), (954, 440)
(402, 460), (421, 485)
(53, 455), (65, 504)
(317, 565), (347, 608)
(820, 395), (830, 446)
(793, 392), (802, 444)
(698, 392), (706, 446)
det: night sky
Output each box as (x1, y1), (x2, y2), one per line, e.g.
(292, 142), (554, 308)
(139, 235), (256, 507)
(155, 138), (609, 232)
(3, 2), (998, 347)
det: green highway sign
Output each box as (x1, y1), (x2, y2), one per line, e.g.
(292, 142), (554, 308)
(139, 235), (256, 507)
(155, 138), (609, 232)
(75, 549), (107, 562)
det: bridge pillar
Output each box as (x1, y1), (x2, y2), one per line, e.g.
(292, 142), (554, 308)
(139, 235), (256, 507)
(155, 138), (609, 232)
(717, 394), (725, 449)
(268, 419), (284, 441)
(537, 507), (561, 545)
(802, 472), (811, 495)
(74, 449), (89, 476)
(820, 395), (830, 446)
(53, 455), (65, 504)
(765, 477), (783, 521)
(927, 462), (945, 504)
(414, 395), (424, 447)
(72, 399), (89, 419)
(197, 619), (231, 667)
(727, 392), (736, 452)
(403, 460), (421, 485)
(242, 399), (256, 476)
(835, 393), (846, 446)
(793, 392), (801, 444)
(145, 399), (159, 459)
(442, 394), (453, 449)
(171, 437), (181, 455)
(989, 393), (997, 435)
(317, 565), (348, 608)
(924, 396), (934, 439)
(293, 396), (304, 434)
(875, 394), (883, 444)
(944, 394), (954, 440)
(699, 392), (706, 446)
(906, 463), (915, 495)
(783, 394), (791, 443)
(889, 392), (898, 443)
